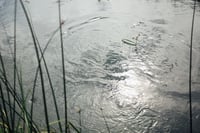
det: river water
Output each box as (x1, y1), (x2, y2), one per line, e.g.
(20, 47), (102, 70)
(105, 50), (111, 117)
(0, 0), (200, 132)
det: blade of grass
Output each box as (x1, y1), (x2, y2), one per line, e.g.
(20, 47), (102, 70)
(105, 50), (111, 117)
(68, 122), (80, 133)
(24, 5), (63, 133)
(30, 63), (39, 133)
(0, 69), (38, 133)
(0, 58), (38, 130)
(1, 20), (28, 133)
(37, 47), (63, 132)
(33, 34), (63, 132)
(0, 94), (39, 133)
(12, 0), (18, 131)
(0, 82), (11, 132)
(189, 0), (197, 133)
(27, 9), (65, 131)
(18, 66), (29, 132)
(0, 74), (39, 133)
(24, 4), (63, 132)
(0, 121), (8, 132)
(0, 53), (12, 132)
(0, 102), (7, 132)
(18, 0), (50, 132)
(49, 119), (64, 126)
(1, 16), (28, 132)
(57, 1), (68, 132)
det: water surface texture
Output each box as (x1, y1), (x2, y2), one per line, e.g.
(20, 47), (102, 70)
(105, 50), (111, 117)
(0, 0), (200, 132)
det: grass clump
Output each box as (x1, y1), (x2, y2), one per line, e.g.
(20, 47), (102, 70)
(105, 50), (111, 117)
(0, 0), (79, 132)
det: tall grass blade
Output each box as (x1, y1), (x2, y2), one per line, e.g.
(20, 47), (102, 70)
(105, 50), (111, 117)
(38, 47), (63, 132)
(18, 0), (50, 132)
(0, 70), (40, 132)
(0, 82), (10, 132)
(18, 67), (28, 132)
(12, 0), (18, 131)
(189, 0), (197, 133)
(30, 63), (38, 133)
(33, 32), (63, 132)
(30, 23), (63, 129)
(68, 122), (80, 133)
(0, 53), (12, 132)
(24, 7), (63, 133)
(57, 0), (68, 132)
(0, 104), (6, 132)
(0, 108), (7, 132)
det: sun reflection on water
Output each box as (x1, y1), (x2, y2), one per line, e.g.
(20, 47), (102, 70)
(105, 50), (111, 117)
(112, 68), (153, 108)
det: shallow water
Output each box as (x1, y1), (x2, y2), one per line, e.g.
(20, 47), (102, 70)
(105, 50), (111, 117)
(0, 0), (200, 132)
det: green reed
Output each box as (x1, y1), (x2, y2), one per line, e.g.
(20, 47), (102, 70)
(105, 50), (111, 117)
(0, 0), (82, 132)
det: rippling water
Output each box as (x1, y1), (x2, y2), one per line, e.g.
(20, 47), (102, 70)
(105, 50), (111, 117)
(0, 0), (200, 132)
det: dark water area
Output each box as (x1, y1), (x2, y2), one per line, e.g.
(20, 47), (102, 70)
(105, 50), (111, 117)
(0, 0), (200, 132)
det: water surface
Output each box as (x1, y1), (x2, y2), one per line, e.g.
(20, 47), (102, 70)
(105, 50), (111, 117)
(0, 0), (200, 132)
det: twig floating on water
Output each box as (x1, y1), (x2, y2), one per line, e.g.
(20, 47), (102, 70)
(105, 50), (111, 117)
(122, 39), (136, 46)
